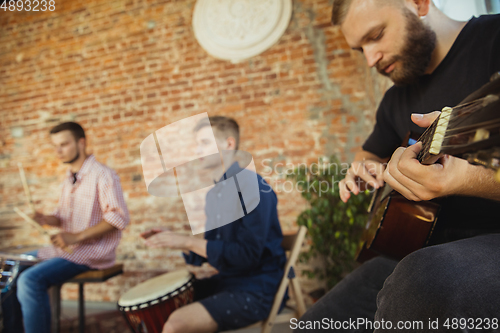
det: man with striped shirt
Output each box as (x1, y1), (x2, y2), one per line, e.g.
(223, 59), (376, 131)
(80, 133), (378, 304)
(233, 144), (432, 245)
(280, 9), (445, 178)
(3, 122), (129, 333)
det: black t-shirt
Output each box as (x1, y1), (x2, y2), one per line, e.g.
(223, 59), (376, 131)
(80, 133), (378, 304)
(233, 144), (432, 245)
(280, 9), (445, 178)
(362, 14), (500, 244)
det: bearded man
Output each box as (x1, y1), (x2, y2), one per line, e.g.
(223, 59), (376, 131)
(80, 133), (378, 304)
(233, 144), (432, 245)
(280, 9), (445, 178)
(294, 1), (500, 332)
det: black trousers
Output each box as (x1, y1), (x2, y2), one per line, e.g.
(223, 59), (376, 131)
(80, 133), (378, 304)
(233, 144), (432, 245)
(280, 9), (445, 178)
(295, 234), (500, 332)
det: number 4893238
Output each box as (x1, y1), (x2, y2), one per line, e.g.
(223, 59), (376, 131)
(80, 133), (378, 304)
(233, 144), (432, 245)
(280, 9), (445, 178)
(1, 0), (55, 11)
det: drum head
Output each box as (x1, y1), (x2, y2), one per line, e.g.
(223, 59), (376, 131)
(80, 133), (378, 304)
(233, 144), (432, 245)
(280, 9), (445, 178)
(0, 253), (39, 265)
(0, 245), (43, 265)
(118, 269), (193, 307)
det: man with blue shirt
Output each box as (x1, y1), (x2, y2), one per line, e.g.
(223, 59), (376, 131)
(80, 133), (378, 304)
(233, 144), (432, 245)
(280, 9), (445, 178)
(142, 116), (286, 333)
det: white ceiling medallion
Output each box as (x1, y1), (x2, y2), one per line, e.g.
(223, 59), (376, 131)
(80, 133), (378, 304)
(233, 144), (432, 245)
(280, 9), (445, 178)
(193, 0), (293, 63)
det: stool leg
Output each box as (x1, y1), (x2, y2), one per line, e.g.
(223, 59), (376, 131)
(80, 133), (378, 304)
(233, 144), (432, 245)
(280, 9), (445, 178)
(78, 283), (85, 333)
(49, 285), (61, 333)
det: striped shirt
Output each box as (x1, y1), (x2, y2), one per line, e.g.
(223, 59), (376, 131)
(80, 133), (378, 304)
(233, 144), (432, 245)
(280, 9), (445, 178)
(37, 155), (129, 269)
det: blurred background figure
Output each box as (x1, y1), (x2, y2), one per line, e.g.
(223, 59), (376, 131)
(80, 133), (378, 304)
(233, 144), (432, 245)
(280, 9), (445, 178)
(141, 116), (287, 333)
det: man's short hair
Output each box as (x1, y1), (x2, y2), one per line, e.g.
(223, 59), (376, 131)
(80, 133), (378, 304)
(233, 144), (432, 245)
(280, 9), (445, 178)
(331, 0), (354, 25)
(331, 0), (403, 25)
(194, 116), (240, 150)
(50, 122), (86, 141)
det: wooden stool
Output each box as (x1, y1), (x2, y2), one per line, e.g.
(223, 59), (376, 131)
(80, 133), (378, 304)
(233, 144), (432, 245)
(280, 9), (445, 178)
(49, 263), (123, 333)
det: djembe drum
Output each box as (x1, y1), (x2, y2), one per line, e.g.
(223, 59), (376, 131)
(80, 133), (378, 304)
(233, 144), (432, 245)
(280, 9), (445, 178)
(118, 269), (195, 333)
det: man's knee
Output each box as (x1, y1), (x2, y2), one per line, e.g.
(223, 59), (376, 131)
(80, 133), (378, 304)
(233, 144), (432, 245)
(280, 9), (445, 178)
(377, 239), (500, 323)
(383, 247), (449, 296)
(17, 270), (35, 300)
(162, 309), (188, 333)
(16, 268), (47, 302)
(394, 244), (476, 290)
(377, 245), (468, 315)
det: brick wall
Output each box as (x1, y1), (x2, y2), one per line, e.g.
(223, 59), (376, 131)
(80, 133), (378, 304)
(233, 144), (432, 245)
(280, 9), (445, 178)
(0, 0), (391, 302)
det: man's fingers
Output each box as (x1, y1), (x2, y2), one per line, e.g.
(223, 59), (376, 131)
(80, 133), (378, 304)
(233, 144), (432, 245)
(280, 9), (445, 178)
(352, 160), (385, 189)
(339, 180), (351, 203)
(141, 227), (171, 239)
(383, 167), (420, 201)
(384, 144), (431, 201)
(33, 212), (45, 224)
(411, 111), (441, 128)
(140, 230), (156, 239)
(365, 161), (386, 187)
(146, 241), (160, 248)
(355, 171), (380, 190)
(405, 141), (423, 156)
(344, 173), (360, 194)
(390, 143), (427, 181)
(340, 160), (387, 202)
(50, 234), (65, 248)
(144, 234), (159, 246)
(144, 240), (158, 248)
(145, 232), (170, 248)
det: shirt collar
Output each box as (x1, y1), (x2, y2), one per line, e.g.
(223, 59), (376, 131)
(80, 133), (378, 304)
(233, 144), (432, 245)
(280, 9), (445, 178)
(65, 154), (96, 181)
(217, 161), (241, 183)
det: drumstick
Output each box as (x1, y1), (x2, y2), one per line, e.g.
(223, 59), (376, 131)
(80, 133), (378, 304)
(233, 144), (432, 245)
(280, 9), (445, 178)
(13, 207), (73, 254)
(18, 162), (35, 213)
(14, 207), (49, 235)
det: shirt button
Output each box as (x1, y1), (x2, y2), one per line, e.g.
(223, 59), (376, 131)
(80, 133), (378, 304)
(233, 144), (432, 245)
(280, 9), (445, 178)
(217, 193), (222, 198)
(216, 234), (221, 239)
(216, 214), (221, 219)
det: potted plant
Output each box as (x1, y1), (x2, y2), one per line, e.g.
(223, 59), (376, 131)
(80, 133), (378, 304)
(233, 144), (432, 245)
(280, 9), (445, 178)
(287, 156), (372, 290)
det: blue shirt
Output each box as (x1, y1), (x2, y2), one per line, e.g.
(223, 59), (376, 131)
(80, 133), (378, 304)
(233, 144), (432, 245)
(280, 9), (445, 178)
(184, 162), (286, 294)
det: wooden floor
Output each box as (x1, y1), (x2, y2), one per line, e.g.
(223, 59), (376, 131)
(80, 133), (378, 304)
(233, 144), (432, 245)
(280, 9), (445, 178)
(60, 301), (293, 333)
(60, 301), (127, 333)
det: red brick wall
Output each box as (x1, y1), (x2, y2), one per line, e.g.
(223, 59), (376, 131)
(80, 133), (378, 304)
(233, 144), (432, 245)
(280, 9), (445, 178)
(0, 0), (390, 302)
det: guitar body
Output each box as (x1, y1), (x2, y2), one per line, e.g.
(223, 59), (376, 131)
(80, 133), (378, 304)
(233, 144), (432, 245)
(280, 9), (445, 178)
(356, 188), (440, 262)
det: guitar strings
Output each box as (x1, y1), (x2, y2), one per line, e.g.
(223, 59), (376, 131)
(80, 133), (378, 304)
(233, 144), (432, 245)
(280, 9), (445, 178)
(416, 94), (499, 160)
(448, 94), (498, 111)
(416, 122), (438, 162)
(417, 96), (487, 143)
(434, 96), (499, 140)
(442, 119), (500, 137)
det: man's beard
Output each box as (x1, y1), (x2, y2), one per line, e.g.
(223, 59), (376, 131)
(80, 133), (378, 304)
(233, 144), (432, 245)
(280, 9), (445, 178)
(377, 8), (437, 86)
(64, 150), (80, 164)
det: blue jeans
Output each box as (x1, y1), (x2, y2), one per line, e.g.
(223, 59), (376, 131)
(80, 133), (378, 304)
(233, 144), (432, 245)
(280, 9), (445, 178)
(1, 252), (90, 333)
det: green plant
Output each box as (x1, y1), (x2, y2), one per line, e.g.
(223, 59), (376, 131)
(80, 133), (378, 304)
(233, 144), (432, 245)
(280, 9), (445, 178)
(287, 156), (372, 289)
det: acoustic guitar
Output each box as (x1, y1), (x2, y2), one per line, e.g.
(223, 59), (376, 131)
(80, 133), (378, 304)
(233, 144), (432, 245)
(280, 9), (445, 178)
(356, 72), (500, 262)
